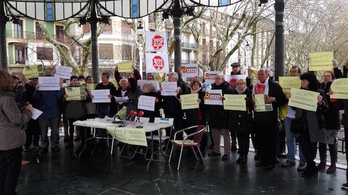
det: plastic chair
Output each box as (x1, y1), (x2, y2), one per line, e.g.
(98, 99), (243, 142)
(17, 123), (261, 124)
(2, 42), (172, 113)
(168, 125), (206, 171)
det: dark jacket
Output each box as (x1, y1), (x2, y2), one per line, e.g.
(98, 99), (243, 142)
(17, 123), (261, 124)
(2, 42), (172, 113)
(253, 80), (287, 124)
(207, 81), (233, 129)
(229, 88), (253, 134)
(333, 99), (348, 128)
(334, 66), (348, 79)
(320, 81), (340, 130)
(61, 86), (89, 119)
(294, 89), (328, 143)
(95, 82), (118, 117)
(184, 87), (206, 127)
(32, 89), (64, 119)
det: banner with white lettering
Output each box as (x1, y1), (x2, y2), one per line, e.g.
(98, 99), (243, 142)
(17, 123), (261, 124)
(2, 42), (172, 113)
(145, 53), (169, 74)
(145, 31), (168, 53)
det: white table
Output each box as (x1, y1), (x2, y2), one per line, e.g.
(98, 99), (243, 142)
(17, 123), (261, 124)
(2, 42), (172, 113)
(73, 120), (172, 171)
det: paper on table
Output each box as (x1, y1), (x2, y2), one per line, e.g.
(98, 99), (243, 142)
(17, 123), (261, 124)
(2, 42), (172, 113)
(31, 108), (43, 120)
(138, 95), (156, 111)
(106, 127), (147, 147)
(91, 89), (111, 103)
(161, 82), (177, 96)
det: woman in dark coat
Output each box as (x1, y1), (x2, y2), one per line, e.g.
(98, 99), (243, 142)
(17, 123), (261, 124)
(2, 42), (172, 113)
(317, 71), (340, 174)
(229, 78), (253, 164)
(290, 72), (328, 178)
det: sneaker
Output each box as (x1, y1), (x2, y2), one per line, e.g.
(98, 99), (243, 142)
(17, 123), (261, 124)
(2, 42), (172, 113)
(297, 163), (306, 171)
(282, 160), (296, 167)
(208, 151), (221, 157)
(342, 183), (348, 190)
(326, 165), (336, 174)
(316, 162), (326, 171)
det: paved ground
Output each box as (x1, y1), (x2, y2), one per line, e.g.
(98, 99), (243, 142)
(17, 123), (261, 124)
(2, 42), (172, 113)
(18, 135), (348, 195)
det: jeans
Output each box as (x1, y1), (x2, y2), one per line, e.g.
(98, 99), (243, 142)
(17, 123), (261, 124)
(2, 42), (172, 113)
(284, 117), (306, 164)
(98, 107), (110, 118)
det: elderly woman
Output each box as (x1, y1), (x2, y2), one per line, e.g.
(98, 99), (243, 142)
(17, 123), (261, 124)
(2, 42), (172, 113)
(0, 69), (33, 195)
(229, 77), (253, 164)
(317, 70), (340, 174)
(289, 72), (328, 178)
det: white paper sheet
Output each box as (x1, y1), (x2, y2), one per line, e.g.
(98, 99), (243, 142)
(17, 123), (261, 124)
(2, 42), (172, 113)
(38, 77), (60, 91)
(161, 82), (177, 96)
(91, 89), (111, 103)
(138, 95), (156, 111)
(31, 108), (43, 120)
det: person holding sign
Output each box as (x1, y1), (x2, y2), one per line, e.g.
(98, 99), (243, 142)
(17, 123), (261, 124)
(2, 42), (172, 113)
(206, 74), (233, 161)
(252, 69), (286, 170)
(32, 77), (64, 153)
(332, 59), (348, 79)
(281, 66), (307, 171)
(229, 78), (253, 164)
(114, 64), (141, 83)
(61, 75), (89, 149)
(317, 71), (340, 174)
(288, 72), (328, 178)
(140, 82), (161, 122)
(0, 69), (33, 195)
(85, 76), (98, 118)
(160, 72), (190, 140)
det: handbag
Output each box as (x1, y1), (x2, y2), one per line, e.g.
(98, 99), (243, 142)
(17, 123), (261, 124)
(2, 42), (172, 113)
(290, 114), (306, 134)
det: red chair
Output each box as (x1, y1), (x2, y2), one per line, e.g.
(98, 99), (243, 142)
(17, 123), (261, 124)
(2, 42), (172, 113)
(168, 125), (206, 171)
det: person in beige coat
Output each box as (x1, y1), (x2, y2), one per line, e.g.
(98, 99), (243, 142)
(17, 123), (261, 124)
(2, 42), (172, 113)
(0, 69), (32, 195)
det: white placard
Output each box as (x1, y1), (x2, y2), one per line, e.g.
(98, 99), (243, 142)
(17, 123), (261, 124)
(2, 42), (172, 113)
(54, 66), (73, 79)
(204, 71), (222, 85)
(114, 96), (129, 105)
(138, 95), (156, 111)
(38, 77), (60, 91)
(145, 31), (168, 53)
(224, 75), (247, 89)
(91, 89), (111, 103)
(161, 82), (177, 96)
(31, 108), (43, 120)
(137, 80), (160, 92)
(145, 53), (169, 74)
(181, 64), (198, 78)
(204, 89), (223, 105)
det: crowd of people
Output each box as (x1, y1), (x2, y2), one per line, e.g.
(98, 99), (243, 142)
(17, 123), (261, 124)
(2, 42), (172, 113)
(1, 59), (348, 194)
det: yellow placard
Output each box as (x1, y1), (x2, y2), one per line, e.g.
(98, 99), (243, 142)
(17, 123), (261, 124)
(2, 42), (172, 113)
(309, 52), (333, 71)
(181, 94), (199, 110)
(279, 77), (301, 93)
(23, 65), (42, 79)
(65, 86), (86, 101)
(288, 88), (319, 112)
(330, 78), (348, 99)
(86, 84), (96, 94)
(109, 79), (119, 90)
(106, 127), (147, 147)
(117, 61), (133, 73)
(253, 94), (273, 112)
(223, 94), (247, 111)
(79, 81), (86, 86)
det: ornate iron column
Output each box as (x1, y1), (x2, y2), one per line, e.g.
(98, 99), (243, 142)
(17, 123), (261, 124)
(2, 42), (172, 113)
(172, 0), (183, 80)
(90, 0), (100, 83)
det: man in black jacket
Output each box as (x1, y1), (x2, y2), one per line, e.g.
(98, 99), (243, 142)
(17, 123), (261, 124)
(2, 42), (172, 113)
(253, 69), (286, 170)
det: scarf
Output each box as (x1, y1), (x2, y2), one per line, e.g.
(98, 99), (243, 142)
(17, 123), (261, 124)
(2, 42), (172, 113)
(191, 87), (201, 94)
(236, 86), (247, 94)
(252, 77), (269, 95)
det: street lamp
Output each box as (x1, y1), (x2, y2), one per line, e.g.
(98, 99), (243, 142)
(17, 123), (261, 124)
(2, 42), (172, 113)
(136, 21), (144, 78)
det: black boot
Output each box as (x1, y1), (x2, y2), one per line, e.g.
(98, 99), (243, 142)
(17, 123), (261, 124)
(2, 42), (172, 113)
(236, 155), (242, 164)
(240, 155), (247, 164)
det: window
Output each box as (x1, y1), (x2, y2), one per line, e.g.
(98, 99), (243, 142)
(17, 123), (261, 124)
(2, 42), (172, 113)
(15, 45), (26, 64)
(103, 23), (112, 34)
(83, 23), (90, 34)
(36, 22), (42, 39)
(121, 21), (131, 35)
(122, 45), (132, 60)
(14, 20), (23, 38)
(37, 47), (53, 60)
(56, 25), (64, 42)
(99, 44), (113, 60)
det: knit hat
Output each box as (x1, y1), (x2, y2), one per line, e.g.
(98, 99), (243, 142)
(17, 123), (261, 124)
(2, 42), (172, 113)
(144, 82), (154, 91)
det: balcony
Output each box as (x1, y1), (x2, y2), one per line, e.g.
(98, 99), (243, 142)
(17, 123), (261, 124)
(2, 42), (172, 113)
(6, 30), (70, 44)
